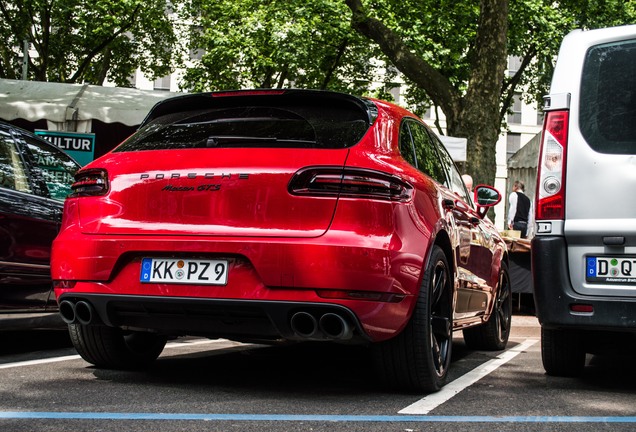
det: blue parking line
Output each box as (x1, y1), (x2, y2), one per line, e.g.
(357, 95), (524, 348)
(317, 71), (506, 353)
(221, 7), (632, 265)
(1, 412), (636, 423)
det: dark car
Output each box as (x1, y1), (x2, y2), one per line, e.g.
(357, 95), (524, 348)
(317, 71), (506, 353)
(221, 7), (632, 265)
(0, 122), (80, 330)
(52, 89), (510, 392)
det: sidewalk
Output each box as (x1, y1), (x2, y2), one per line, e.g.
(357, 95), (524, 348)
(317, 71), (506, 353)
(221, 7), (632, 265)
(511, 313), (540, 338)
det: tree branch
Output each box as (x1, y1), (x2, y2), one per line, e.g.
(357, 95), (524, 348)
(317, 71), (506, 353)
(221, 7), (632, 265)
(499, 47), (537, 122)
(321, 38), (348, 89)
(463, 0), (508, 113)
(433, 105), (443, 135)
(344, 0), (460, 118)
(67, 4), (141, 83)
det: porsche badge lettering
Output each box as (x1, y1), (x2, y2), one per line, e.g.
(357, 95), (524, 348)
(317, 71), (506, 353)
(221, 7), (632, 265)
(140, 173), (250, 180)
(141, 173), (249, 192)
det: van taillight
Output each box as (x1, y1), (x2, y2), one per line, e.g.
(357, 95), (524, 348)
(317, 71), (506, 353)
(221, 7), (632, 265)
(289, 167), (413, 202)
(71, 169), (109, 197)
(536, 110), (568, 220)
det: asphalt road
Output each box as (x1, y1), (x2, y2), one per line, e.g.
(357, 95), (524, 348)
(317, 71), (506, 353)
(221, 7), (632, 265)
(1, 314), (636, 432)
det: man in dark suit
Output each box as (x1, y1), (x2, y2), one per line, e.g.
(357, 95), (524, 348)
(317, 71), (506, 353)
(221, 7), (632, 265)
(507, 180), (531, 238)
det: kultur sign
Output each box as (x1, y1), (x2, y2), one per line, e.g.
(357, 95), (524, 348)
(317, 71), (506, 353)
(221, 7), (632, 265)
(35, 130), (95, 166)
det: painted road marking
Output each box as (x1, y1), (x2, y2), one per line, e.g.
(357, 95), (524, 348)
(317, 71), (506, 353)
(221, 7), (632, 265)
(0, 336), (630, 424)
(165, 339), (232, 348)
(399, 338), (539, 415)
(0, 412), (635, 423)
(0, 355), (81, 369)
(0, 339), (240, 370)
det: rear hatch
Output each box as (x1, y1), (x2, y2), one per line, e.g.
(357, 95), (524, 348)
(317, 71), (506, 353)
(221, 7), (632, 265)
(555, 28), (636, 296)
(76, 90), (376, 238)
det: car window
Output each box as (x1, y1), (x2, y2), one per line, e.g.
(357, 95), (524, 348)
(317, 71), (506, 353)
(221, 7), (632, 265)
(0, 130), (32, 193)
(399, 121), (417, 167)
(405, 120), (446, 184)
(580, 39), (636, 154)
(428, 131), (472, 204)
(117, 104), (371, 152)
(21, 134), (78, 201)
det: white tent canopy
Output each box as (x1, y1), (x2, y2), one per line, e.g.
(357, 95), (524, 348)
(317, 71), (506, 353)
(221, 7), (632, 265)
(0, 78), (178, 129)
(0, 78), (470, 161)
(436, 134), (467, 162)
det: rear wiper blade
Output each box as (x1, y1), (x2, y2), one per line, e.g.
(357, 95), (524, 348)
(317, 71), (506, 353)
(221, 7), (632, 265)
(206, 136), (316, 147)
(206, 136), (276, 146)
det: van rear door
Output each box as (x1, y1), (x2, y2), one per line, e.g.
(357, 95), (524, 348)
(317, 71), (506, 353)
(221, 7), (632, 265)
(539, 27), (636, 297)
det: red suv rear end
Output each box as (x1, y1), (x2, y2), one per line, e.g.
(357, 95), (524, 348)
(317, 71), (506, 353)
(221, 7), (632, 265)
(52, 89), (509, 392)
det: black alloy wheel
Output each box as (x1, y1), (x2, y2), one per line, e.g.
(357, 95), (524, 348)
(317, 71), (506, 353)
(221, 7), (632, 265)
(373, 245), (453, 393)
(68, 323), (167, 369)
(463, 261), (512, 351)
(429, 251), (453, 379)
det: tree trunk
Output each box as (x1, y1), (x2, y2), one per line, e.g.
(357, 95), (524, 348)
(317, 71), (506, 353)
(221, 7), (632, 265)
(450, 0), (508, 186)
(94, 47), (112, 86)
(345, 0), (508, 187)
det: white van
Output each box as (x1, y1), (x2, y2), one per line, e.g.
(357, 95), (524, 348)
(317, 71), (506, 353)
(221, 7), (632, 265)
(533, 24), (636, 376)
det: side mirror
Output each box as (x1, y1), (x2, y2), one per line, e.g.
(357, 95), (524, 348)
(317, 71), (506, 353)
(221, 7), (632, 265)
(473, 184), (501, 218)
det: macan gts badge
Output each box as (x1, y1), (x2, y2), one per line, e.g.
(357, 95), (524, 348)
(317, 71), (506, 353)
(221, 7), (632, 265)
(52, 89), (511, 393)
(140, 172), (250, 192)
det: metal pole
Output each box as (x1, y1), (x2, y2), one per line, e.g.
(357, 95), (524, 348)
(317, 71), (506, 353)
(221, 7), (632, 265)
(22, 40), (28, 80)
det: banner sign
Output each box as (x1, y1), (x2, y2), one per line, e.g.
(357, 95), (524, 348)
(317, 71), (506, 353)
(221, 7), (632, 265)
(35, 130), (96, 166)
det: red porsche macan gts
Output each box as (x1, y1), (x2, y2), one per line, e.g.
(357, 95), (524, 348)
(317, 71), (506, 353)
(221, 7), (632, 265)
(52, 89), (510, 392)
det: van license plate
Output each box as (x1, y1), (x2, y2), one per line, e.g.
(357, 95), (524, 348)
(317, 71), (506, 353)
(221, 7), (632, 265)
(586, 256), (636, 284)
(140, 258), (228, 285)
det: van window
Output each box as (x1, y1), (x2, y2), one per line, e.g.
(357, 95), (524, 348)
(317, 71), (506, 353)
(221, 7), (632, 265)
(580, 39), (636, 154)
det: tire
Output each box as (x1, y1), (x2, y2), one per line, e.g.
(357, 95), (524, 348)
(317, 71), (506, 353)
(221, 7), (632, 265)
(541, 327), (586, 376)
(463, 261), (512, 351)
(68, 323), (166, 369)
(373, 245), (453, 393)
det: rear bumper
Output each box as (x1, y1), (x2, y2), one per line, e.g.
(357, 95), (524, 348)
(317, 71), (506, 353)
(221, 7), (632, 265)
(52, 229), (425, 342)
(57, 293), (372, 343)
(531, 236), (636, 332)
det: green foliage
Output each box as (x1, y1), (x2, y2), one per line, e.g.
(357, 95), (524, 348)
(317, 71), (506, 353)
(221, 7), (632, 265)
(508, 0), (636, 105)
(369, 0), (480, 91)
(0, 0), (181, 85)
(3, 0), (632, 104)
(179, 0), (380, 93)
(355, 0), (635, 115)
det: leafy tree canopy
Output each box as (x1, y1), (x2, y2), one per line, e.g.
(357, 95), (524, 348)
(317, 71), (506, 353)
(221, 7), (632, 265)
(343, 0), (635, 184)
(0, 0), (180, 85)
(1, 0), (634, 183)
(179, 0), (634, 184)
(179, 0), (382, 94)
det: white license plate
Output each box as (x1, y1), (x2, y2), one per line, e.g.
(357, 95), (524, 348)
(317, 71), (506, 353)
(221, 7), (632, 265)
(140, 258), (228, 285)
(586, 256), (636, 284)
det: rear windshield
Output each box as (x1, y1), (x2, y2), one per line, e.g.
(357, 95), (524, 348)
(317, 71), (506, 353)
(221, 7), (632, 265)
(116, 102), (371, 152)
(580, 39), (636, 154)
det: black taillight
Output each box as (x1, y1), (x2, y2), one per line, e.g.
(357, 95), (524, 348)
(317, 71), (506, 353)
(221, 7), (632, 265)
(70, 169), (109, 197)
(289, 167), (413, 202)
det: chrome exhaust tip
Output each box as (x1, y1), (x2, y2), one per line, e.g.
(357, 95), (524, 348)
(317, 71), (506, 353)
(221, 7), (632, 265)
(290, 311), (318, 338)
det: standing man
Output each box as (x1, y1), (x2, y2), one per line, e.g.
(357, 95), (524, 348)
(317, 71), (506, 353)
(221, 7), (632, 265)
(507, 180), (531, 238)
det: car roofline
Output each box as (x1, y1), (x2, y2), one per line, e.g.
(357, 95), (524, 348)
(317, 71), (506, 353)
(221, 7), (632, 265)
(139, 89), (378, 128)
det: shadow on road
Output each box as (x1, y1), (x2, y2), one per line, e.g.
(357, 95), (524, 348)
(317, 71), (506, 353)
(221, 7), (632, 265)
(0, 329), (72, 356)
